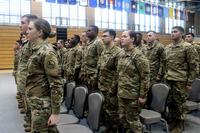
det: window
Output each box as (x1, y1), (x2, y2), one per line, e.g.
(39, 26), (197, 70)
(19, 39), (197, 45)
(0, 0), (30, 25)
(42, 1), (86, 27)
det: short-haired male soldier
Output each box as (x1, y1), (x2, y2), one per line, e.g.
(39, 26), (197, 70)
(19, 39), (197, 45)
(185, 33), (200, 76)
(163, 26), (199, 133)
(97, 29), (123, 132)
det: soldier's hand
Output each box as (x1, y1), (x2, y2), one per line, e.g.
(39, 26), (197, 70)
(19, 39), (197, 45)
(138, 97), (146, 105)
(48, 114), (59, 126)
(186, 85), (192, 91)
(156, 75), (161, 81)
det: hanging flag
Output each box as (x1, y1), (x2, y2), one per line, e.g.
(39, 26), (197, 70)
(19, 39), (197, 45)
(79, 0), (88, 6)
(164, 7), (169, 18)
(145, 3), (151, 15)
(115, 0), (123, 11)
(169, 7), (174, 18)
(152, 4), (157, 16)
(185, 10), (189, 21)
(99, 0), (106, 8)
(158, 6), (164, 17)
(108, 0), (115, 9)
(46, 0), (56, 3)
(57, 0), (67, 4)
(131, 0), (137, 13)
(174, 9), (180, 19)
(69, 0), (76, 5)
(89, 0), (97, 7)
(180, 10), (184, 20)
(124, 0), (130, 12)
(138, 1), (145, 14)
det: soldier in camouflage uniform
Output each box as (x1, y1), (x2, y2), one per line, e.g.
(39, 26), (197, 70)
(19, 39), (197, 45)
(135, 32), (147, 55)
(97, 29), (123, 132)
(146, 31), (164, 85)
(63, 35), (80, 81)
(80, 25), (104, 90)
(16, 14), (38, 132)
(185, 33), (200, 76)
(117, 30), (150, 133)
(114, 37), (121, 48)
(163, 26), (199, 133)
(26, 18), (63, 133)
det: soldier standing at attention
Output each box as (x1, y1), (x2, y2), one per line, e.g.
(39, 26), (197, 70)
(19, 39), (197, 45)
(97, 29), (123, 132)
(146, 31), (164, 85)
(16, 14), (38, 132)
(163, 26), (199, 133)
(117, 30), (150, 133)
(185, 33), (200, 76)
(26, 18), (63, 133)
(80, 25), (104, 90)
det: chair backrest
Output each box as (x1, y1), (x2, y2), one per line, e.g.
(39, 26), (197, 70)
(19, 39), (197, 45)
(65, 81), (76, 111)
(87, 92), (104, 132)
(188, 78), (200, 102)
(151, 83), (170, 113)
(73, 86), (88, 118)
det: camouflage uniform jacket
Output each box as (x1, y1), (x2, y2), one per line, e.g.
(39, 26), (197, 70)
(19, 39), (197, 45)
(192, 42), (200, 76)
(136, 43), (147, 55)
(117, 46), (150, 100)
(17, 41), (32, 88)
(81, 37), (104, 77)
(26, 41), (63, 114)
(146, 40), (164, 83)
(163, 39), (199, 85)
(97, 45), (123, 94)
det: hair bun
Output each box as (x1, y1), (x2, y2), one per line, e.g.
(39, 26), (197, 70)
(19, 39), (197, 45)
(49, 31), (56, 38)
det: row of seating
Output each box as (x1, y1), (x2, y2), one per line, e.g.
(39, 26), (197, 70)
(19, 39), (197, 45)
(58, 79), (200, 133)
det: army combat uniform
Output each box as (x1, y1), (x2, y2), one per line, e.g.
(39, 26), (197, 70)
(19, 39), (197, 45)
(117, 46), (150, 133)
(80, 37), (104, 90)
(97, 44), (123, 132)
(146, 40), (164, 85)
(163, 39), (199, 132)
(26, 41), (63, 133)
(191, 42), (200, 76)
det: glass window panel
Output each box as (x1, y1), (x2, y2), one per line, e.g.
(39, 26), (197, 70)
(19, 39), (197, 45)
(69, 5), (78, 19)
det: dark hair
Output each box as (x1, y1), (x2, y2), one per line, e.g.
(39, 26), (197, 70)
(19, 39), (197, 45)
(90, 25), (99, 34)
(127, 30), (137, 45)
(21, 14), (38, 23)
(186, 32), (194, 37)
(172, 26), (185, 33)
(74, 34), (80, 44)
(32, 18), (51, 40)
(103, 29), (116, 39)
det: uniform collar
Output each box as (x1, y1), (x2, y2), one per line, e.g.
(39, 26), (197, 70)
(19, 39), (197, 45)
(171, 39), (184, 48)
(147, 40), (158, 49)
(32, 40), (47, 51)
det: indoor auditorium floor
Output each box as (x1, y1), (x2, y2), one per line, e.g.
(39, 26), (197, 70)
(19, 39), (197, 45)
(0, 71), (200, 133)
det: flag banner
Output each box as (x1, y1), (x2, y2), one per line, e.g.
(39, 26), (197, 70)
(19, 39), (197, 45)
(131, 0), (137, 13)
(99, 0), (106, 8)
(79, 0), (88, 6)
(180, 10), (184, 20)
(145, 3), (151, 15)
(108, 0), (115, 9)
(115, 0), (123, 11)
(69, 0), (76, 5)
(158, 6), (164, 17)
(174, 8), (180, 19)
(46, 0), (56, 3)
(169, 7), (174, 18)
(152, 4), (158, 16)
(138, 2), (145, 14)
(57, 0), (67, 4)
(89, 0), (97, 7)
(164, 7), (169, 17)
(124, 0), (130, 12)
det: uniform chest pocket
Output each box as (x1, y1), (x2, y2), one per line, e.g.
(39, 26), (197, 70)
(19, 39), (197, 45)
(125, 60), (137, 77)
(87, 46), (97, 57)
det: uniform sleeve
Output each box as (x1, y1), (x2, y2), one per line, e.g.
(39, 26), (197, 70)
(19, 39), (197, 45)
(186, 45), (199, 85)
(44, 51), (63, 114)
(158, 45), (165, 77)
(135, 54), (150, 98)
(97, 40), (104, 58)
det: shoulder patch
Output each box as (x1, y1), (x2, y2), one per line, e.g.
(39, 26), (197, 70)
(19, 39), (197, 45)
(47, 60), (56, 69)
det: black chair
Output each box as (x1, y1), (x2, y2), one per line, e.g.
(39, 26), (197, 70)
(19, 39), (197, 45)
(58, 92), (105, 133)
(186, 78), (200, 112)
(140, 83), (170, 133)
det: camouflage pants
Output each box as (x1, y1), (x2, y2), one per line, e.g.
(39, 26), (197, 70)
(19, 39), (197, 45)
(28, 96), (59, 133)
(165, 80), (188, 122)
(118, 97), (142, 133)
(101, 91), (119, 130)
